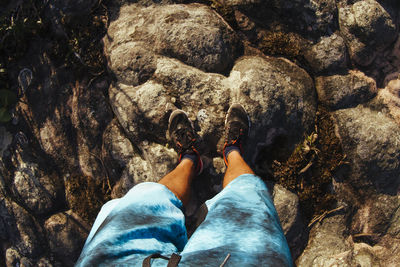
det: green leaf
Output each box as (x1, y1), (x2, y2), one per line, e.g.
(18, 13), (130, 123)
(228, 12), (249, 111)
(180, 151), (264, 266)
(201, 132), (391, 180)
(0, 89), (17, 107)
(0, 107), (11, 122)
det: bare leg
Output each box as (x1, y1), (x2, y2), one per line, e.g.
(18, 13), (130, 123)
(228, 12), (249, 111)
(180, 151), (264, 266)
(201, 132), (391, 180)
(223, 150), (254, 188)
(159, 159), (196, 206)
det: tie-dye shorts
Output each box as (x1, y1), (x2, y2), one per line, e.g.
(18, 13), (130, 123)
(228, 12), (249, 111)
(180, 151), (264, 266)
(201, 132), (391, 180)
(75, 174), (293, 266)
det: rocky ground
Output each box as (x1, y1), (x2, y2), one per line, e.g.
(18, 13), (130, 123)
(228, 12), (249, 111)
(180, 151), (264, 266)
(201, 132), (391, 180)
(1, 0), (400, 266)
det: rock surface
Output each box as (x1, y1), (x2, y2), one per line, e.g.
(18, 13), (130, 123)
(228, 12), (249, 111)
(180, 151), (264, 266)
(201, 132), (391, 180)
(339, 0), (397, 66)
(315, 70), (377, 110)
(44, 210), (90, 266)
(104, 3), (242, 82)
(304, 33), (348, 74)
(2, 0), (400, 266)
(271, 183), (308, 259)
(332, 105), (400, 196)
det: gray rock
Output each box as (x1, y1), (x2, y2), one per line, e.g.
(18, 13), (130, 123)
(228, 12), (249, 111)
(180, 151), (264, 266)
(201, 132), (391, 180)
(70, 79), (113, 179)
(12, 161), (60, 215)
(271, 183), (308, 259)
(223, 0), (263, 6)
(230, 56), (317, 167)
(296, 214), (352, 267)
(315, 70), (377, 110)
(351, 194), (400, 237)
(304, 33), (348, 73)
(6, 247), (23, 267)
(109, 55), (316, 173)
(112, 142), (177, 198)
(387, 197), (400, 238)
(44, 210), (90, 266)
(102, 118), (137, 182)
(1, 198), (44, 258)
(332, 106), (400, 195)
(0, 126), (12, 158)
(104, 3), (242, 83)
(36, 257), (53, 267)
(230, 0), (337, 35)
(370, 78), (400, 126)
(339, 0), (397, 66)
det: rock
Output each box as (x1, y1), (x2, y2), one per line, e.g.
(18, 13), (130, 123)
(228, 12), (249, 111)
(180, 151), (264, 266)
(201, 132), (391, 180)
(296, 213), (352, 266)
(223, 0), (263, 7)
(5, 247), (26, 267)
(102, 118), (137, 182)
(12, 162), (60, 215)
(304, 33), (348, 73)
(387, 197), (400, 237)
(271, 183), (308, 259)
(70, 79), (113, 179)
(111, 142), (177, 198)
(1, 198), (44, 258)
(297, 205), (400, 266)
(0, 126), (12, 158)
(109, 55), (316, 174)
(370, 77), (400, 126)
(104, 3), (242, 83)
(339, 0), (397, 66)
(227, 0), (337, 37)
(229, 56), (316, 167)
(36, 257), (53, 267)
(332, 106), (400, 195)
(351, 194), (400, 238)
(315, 70), (377, 110)
(44, 210), (90, 266)
(6, 147), (63, 215)
(106, 4), (317, 175)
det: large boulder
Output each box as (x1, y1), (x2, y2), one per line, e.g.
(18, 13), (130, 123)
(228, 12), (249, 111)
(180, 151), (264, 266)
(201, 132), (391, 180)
(296, 213), (352, 266)
(2, 147), (64, 216)
(315, 70), (377, 110)
(271, 183), (308, 259)
(332, 106), (400, 195)
(44, 210), (90, 266)
(0, 197), (44, 262)
(108, 55), (317, 171)
(104, 3), (242, 83)
(304, 33), (348, 74)
(339, 0), (397, 66)
(370, 77), (400, 126)
(225, 0), (337, 36)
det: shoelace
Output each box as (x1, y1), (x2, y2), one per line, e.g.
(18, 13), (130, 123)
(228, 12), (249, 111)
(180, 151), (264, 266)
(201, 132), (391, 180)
(174, 128), (196, 152)
(223, 126), (244, 166)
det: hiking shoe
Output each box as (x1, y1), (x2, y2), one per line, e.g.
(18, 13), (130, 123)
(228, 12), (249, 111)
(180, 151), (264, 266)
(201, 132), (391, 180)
(168, 109), (203, 174)
(223, 103), (250, 166)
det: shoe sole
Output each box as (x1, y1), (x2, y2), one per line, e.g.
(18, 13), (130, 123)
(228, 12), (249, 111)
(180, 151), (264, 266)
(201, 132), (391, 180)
(225, 103), (251, 137)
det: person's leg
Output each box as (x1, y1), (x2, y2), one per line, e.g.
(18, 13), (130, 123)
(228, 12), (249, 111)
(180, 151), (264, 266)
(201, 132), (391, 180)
(223, 150), (254, 187)
(159, 158), (195, 206)
(76, 109), (202, 267)
(179, 103), (293, 266)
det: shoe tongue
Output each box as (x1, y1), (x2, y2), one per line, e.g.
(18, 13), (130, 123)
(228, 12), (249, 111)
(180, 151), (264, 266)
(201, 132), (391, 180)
(229, 121), (244, 135)
(175, 128), (194, 148)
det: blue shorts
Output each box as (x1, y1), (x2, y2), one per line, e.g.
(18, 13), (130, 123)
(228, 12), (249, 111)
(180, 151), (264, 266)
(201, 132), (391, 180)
(75, 174), (293, 266)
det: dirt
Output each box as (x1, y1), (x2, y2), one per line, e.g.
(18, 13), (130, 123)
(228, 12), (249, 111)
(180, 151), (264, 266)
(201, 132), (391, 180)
(65, 174), (111, 224)
(271, 106), (345, 221)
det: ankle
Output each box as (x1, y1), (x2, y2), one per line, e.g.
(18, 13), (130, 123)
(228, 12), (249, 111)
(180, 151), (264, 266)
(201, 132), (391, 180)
(223, 143), (243, 166)
(181, 153), (198, 170)
(226, 149), (241, 162)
